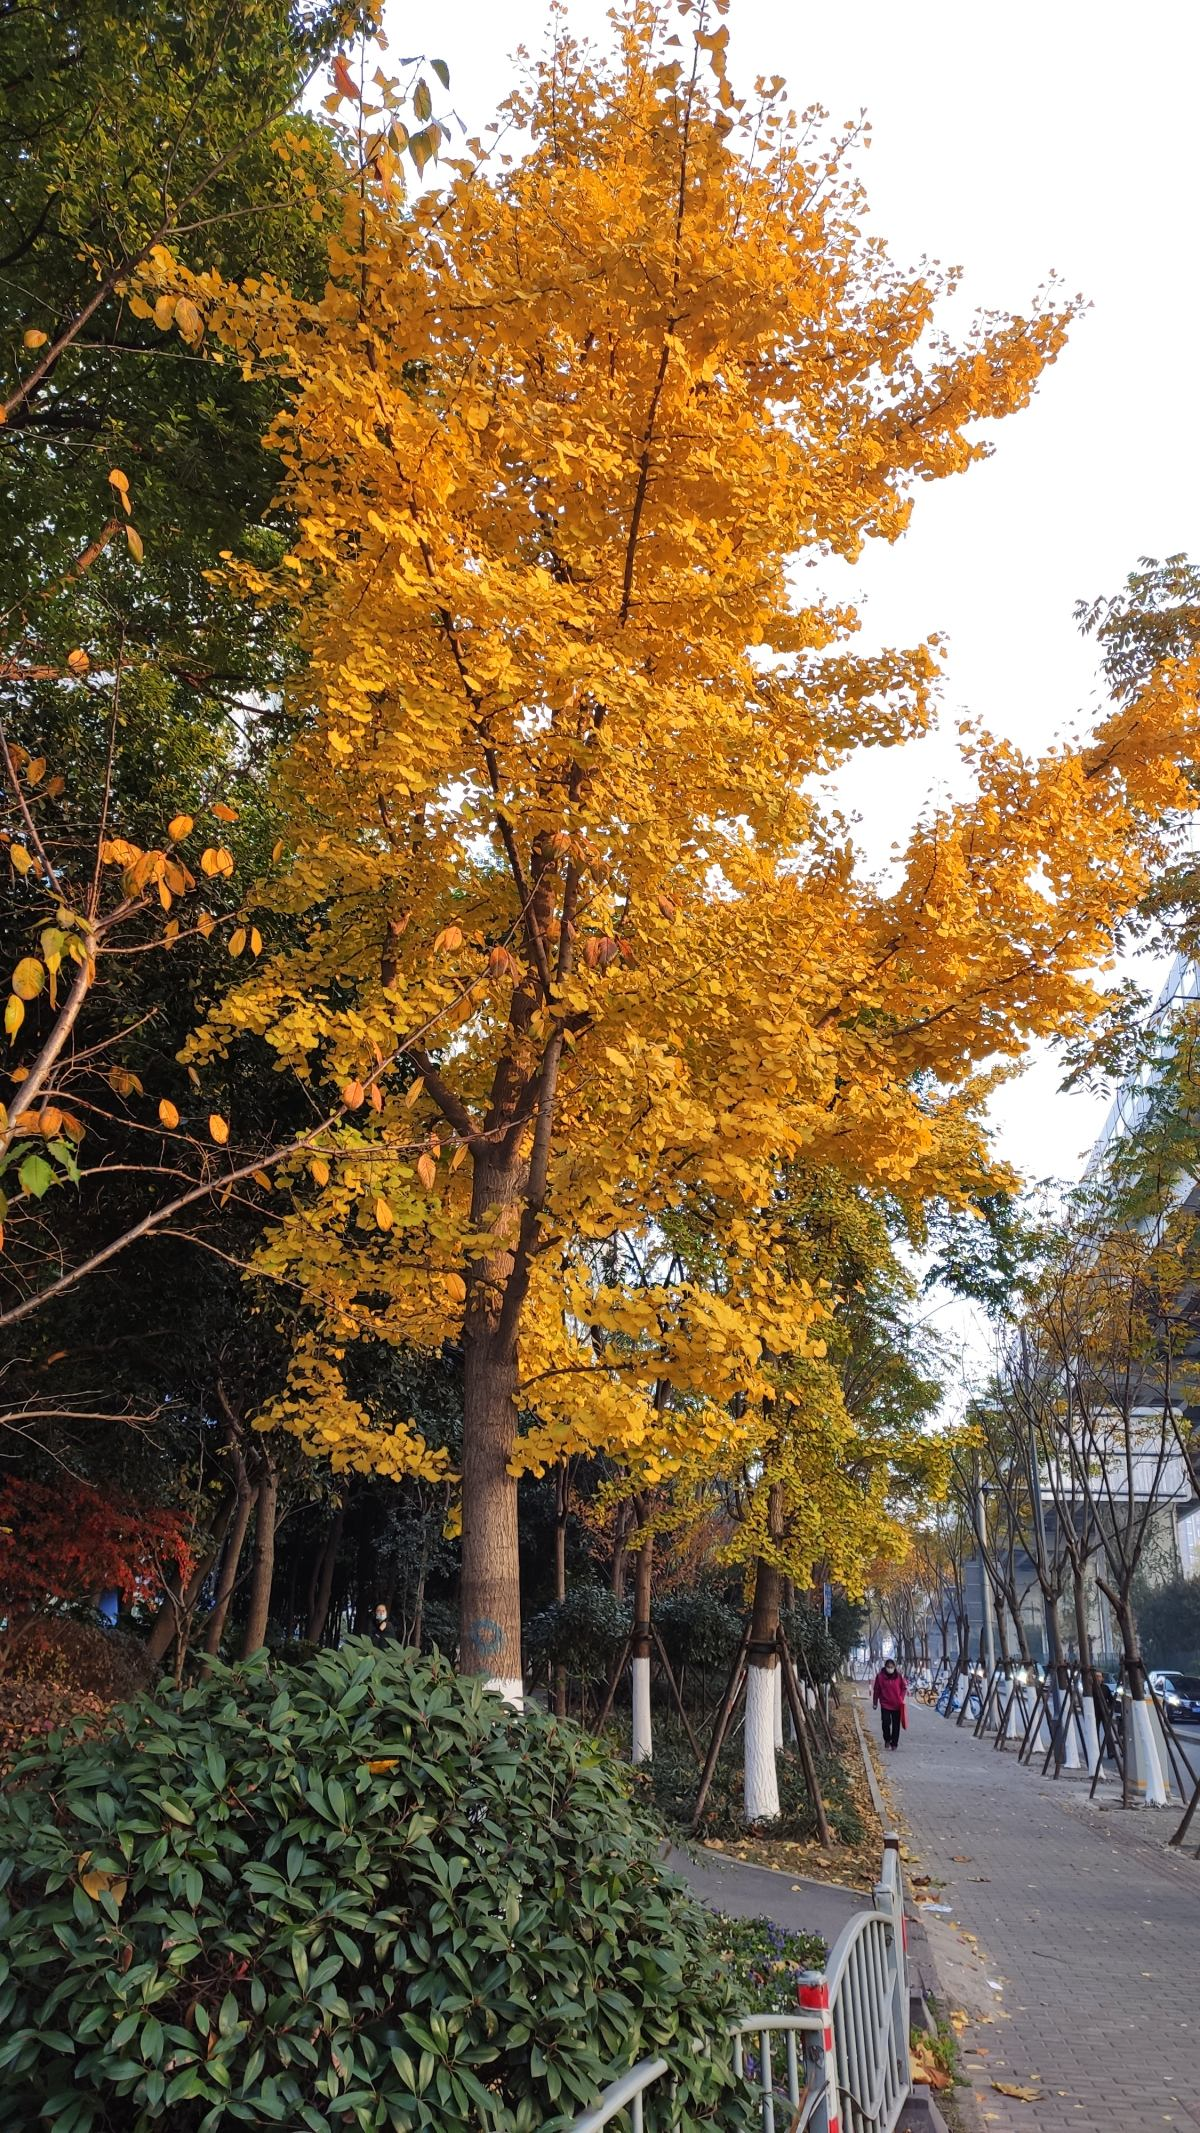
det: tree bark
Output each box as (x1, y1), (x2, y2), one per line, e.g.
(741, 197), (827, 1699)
(1072, 1565), (1102, 1771)
(554, 1461), (569, 1717)
(306, 1497), (345, 1646)
(631, 1518), (655, 1764)
(459, 1144), (527, 1697)
(611, 1500), (631, 1600)
(745, 1545), (783, 1823)
(143, 1486), (234, 1665)
(204, 1422), (255, 1660)
(240, 1444), (279, 1658)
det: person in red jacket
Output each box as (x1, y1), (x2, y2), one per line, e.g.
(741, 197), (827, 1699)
(872, 1657), (907, 1750)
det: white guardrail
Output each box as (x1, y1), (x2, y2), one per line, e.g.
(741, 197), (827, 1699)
(564, 1836), (910, 2133)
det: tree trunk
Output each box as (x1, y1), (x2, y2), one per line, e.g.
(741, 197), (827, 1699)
(554, 1461), (569, 1718)
(1111, 1590), (1169, 1806)
(143, 1487), (234, 1665)
(745, 1546), (783, 1824)
(611, 1500), (631, 1600)
(631, 1520), (655, 1764)
(1072, 1565), (1102, 1772)
(204, 1426), (255, 1660)
(240, 1445), (279, 1659)
(459, 1145), (527, 1698)
(306, 1498), (345, 1646)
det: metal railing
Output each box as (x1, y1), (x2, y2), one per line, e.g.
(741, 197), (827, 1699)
(561, 1837), (909, 2133)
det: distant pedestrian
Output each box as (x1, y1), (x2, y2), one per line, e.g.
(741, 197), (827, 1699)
(371, 1604), (395, 1648)
(872, 1658), (907, 1750)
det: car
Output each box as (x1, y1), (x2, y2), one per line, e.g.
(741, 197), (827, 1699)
(1148, 1671), (1200, 1726)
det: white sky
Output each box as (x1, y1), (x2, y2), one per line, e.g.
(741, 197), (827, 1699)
(382, 0), (1200, 1379)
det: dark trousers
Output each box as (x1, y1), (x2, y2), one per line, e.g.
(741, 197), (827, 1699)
(880, 1705), (901, 1748)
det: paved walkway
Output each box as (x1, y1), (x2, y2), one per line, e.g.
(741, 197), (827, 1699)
(865, 1692), (1200, 2133)
(666, 1841), (866, 1948)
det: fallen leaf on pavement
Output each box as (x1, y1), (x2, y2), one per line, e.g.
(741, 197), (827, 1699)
(910, 2039), (953, 2091)
(992, 2082), (1042, 2101)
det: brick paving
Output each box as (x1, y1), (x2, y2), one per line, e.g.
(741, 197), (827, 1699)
(864, 1691), (1200, 2133)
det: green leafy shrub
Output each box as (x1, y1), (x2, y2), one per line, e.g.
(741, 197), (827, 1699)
(0, 1642), (750, 2132)
(656, 1590), (741, 1675)
(526, 1584), (630, 1679)
(781, 1603), (843, 1689)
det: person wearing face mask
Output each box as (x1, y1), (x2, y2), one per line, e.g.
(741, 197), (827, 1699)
(371, 1603), (396, 1647)
(872, 1656), (908, 1750)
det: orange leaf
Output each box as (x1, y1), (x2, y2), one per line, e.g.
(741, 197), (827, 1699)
(208, 1113), (229, 1145)
(158, 1099), (180, 1129)
(332, 52), (360, 101)
(375, 1195), (394, 1230)
(212, 801), (239, 823)
(417, 1152), (436, 1190)
(168, 815), (194, 841)
(342, 1079), (365, 1110)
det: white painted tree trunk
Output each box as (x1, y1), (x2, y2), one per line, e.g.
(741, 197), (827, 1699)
(1052, 1691), (1082, 1769)
(744, 1664), (781, 1823)
(772, 1664), (784, 1749)
(1081, 1694), (1101, 1774)
(631, 1651), (653, 1764)
(485, 1676), (525, 1709)
(1128, 1694), (1171, 1804)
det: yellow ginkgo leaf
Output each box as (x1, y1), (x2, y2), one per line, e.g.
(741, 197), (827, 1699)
(5, 995), (25, 1042)
(375, 1196), (394, 1230)
(228, 927), (247, 958)
(310, 1157), (331, 1186)
(175, 296), (204, 344)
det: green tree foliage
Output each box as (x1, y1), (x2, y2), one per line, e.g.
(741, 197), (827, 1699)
(0, 1642), (748, 2131)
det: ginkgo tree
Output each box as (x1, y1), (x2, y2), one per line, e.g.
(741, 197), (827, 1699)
(152, 0), (1200, 1693)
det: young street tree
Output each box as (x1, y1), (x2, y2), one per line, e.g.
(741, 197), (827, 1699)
(155, 2), (1200, 1691)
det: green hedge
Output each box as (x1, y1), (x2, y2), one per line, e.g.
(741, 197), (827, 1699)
(0, 1642), (749, 2132)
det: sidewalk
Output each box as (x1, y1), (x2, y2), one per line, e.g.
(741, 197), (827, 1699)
(866, 1693), (1200, 2132)
(666, 1841), (868, 1947)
